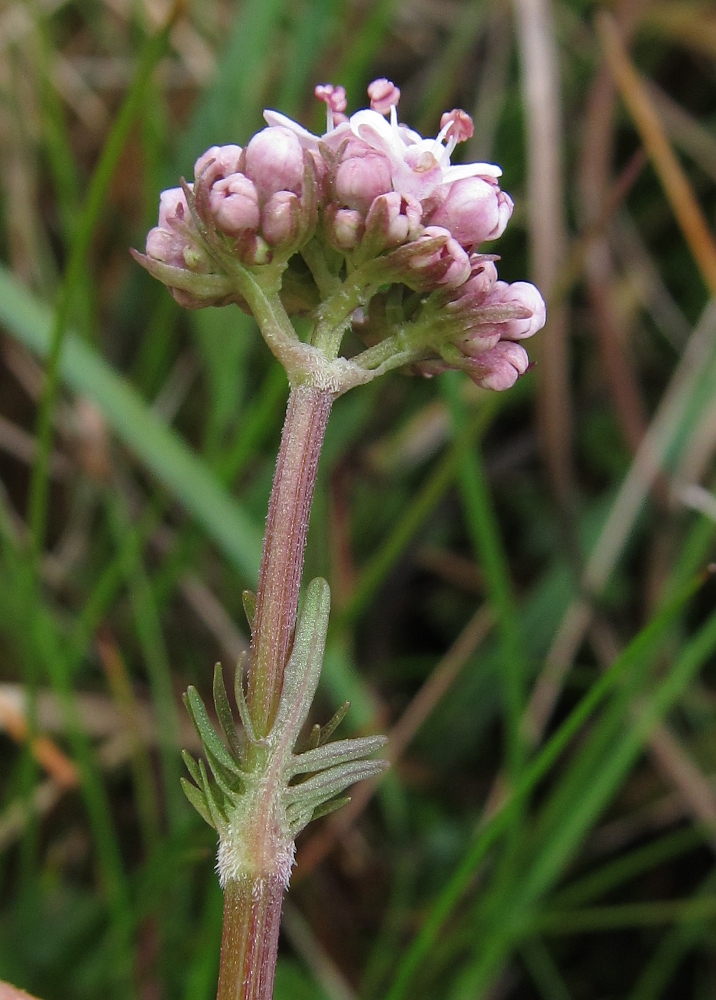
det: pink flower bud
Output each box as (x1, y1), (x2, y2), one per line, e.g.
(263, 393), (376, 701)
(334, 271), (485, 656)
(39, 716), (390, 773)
(482, 281), (546, 340)
(327, 207), (365, 251)
(333, 140), (393, 213)
(158, 187), (189, 229)
(429, 177), (513, 248)
(209, 173), (260, 235)
(194, 144), (243, 184)
(261, 190), (301, 246)
(463, 341), (530, 391)
(367, 78), (401, 115)
(456, 330), (502, 358)
(448, 258), (499, 307)
(245, 127), (305, 200)
(146, 226), (185, 268)
(363, 192), (423, 251)
(405, 226), (471, 289)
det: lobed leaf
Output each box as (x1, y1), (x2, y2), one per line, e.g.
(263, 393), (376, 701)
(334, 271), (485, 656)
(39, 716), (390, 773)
(289, 735), (387, 777)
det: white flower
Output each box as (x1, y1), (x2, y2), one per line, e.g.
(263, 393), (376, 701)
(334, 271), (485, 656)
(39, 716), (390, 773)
(263, 80), (502, 203)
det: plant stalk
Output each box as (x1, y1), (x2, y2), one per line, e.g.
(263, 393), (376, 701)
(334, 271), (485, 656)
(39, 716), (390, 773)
(216, 382), (332, 1000)
(216, 876), (284, 1000)
(246, 382), (334, 738)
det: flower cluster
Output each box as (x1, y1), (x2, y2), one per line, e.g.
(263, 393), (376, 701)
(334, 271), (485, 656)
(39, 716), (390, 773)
(135, 79), (545, 391)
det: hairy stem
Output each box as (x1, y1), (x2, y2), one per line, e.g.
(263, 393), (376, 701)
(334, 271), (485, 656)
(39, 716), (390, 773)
(216, 877), (284, 1000)
(215, 383), (333, 999)
(246, 382), (334, 739)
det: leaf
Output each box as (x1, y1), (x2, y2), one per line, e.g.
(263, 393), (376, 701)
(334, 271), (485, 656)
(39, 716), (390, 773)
(242, 590), (257, 632)
(184, 686), (240, 774)
(198, 759), (228, 835)
(285, 759), (388, 806)
(310, 796), (351, 822)
(271, 578), (331, 745)
(234, 653), (258, 744)
(289, 735), (387, 777)
(181, 751), (203, 787)
(213, 663), (244, 764)
(318, 701), (350, 745)
(204, 748), (245, 797)
(180, 778), (215, 830)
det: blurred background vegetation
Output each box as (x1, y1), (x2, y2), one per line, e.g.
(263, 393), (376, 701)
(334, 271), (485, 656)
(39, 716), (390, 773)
(2, 0), (716, 997)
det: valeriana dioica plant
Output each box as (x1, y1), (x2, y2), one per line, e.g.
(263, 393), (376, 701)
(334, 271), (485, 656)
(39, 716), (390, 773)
(133, 80), (546, 1000)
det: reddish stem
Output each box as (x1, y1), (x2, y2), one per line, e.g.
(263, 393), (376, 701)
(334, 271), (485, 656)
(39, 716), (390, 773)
(216, 877), (284, 1000)
(216, 383), (333, 1000)
(246, 383), (333, 738)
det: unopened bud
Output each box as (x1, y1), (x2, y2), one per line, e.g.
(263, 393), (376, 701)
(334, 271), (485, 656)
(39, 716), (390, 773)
(361, 192), (423, 257)
(404, 226), (471, 290)
(194, 145), (243, 185)
(327, 207), (365, 251)
(463, 341), (530, 391)
(429, 177), (513, 249)
(447, 258), (499, 306)
(482, 281), (546, 340)
(245, 127), (305, 200)
(261, 190), (301, 247)
(158, 187), (189, 229)
(146, 226), (185, 268)
(209, 173), (260, 235)
(333, 141), (393, 213)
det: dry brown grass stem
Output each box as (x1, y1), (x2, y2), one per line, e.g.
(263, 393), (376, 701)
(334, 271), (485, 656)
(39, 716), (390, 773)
(295, 603), (494, 879)
(598, 11), (716, 297)
(578, 6), (650, 458)
(0, 689), (77, 788)
(642, 2), (716, 60)
(512, 0), (573, 511)
(647, 81), (716, 187)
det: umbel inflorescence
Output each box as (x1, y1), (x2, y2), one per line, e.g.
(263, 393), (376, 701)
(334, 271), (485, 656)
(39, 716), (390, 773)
(134, 79), (545, 396)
